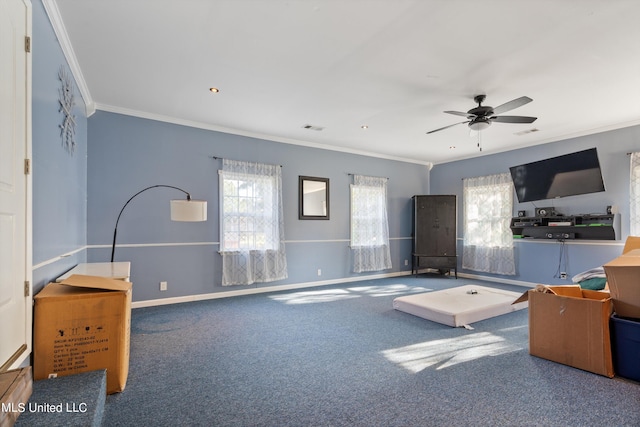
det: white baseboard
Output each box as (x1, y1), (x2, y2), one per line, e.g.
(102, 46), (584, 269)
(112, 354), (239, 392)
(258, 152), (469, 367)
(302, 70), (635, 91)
(131, 270), (412, 308)
(131, 270), (538, 309)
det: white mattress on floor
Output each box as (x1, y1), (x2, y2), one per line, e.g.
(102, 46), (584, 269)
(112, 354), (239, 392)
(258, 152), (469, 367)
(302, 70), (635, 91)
(393, 285), (528, 327)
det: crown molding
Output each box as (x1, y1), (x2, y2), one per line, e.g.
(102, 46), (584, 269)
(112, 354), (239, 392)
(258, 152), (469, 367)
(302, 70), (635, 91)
(42, 0), (95, 116)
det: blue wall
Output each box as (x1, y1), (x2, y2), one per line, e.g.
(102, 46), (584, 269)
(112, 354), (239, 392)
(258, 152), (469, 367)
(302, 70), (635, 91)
(86, 112), (430, 302)
(430, 126), (640, 285)
(32, 0), (87, 293)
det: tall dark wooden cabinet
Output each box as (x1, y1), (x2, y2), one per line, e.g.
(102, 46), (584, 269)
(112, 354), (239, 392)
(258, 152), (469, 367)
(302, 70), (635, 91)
(412, 195), (457, 278)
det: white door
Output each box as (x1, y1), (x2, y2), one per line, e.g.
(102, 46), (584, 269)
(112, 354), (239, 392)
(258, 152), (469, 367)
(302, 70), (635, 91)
(0, 0), (31, 371)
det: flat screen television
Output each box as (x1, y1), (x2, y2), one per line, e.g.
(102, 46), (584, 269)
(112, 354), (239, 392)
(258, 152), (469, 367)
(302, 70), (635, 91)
(509, 148), (605, 203)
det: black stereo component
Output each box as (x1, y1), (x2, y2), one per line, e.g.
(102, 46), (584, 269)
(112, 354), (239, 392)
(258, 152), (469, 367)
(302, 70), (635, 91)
(514, 219), (541, 227)
(535, 207), (556, 217)
(545, 232), (575, 240)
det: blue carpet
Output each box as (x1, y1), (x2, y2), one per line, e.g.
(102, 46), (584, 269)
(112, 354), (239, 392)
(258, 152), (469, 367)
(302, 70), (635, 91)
(103, 276), (640, 426)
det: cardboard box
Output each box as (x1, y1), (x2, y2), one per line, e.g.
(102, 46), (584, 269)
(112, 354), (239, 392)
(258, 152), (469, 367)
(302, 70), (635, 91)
(603, 249), (640, 319)
(622, 236), (640, 254)
(33, 275), (132, 394)
(514, 285), (614, 377)
(610, 314), (640, 382)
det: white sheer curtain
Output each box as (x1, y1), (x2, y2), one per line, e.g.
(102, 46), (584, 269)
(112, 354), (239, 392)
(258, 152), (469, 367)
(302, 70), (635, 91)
(350, 175), (392, 273)
(462, 173), (516, 275)
(219, 159), (287, 285)
(631, 152), (640, 236)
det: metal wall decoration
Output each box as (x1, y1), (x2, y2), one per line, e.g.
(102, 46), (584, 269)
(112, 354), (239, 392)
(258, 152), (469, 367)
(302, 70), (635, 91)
(58, 66), (76, 154)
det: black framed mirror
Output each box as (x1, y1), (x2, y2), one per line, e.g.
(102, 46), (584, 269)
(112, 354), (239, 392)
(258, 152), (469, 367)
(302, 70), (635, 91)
(299, 176), (329, 220)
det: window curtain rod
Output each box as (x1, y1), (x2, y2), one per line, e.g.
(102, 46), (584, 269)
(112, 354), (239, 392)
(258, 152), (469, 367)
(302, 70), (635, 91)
(347, 173), (389, 180)
(209, 156), (282, 167)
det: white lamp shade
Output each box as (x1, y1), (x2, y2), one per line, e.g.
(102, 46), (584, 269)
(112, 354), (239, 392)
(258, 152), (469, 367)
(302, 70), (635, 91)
(468, 120), (491, 131)
(170, 199), (207, 221)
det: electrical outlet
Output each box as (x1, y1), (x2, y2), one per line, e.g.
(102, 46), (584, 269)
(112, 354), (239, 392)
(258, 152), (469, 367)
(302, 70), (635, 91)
(317, 269), (322, 276)
(160, 281), (168, 291)
(404, 259), (408, 266)
(560, 272), (567, 280)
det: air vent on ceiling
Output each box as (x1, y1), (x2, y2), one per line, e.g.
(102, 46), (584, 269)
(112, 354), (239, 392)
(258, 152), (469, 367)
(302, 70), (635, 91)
(514, 128), (540, 136)
(302, 124), (324, 131)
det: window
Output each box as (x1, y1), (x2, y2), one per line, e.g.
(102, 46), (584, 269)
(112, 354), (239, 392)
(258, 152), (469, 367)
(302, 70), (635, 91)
(631, 152), (640, 235)
(350, 175), (392, 272)
(219, 159), (287, 285)
(220, 171), (277, 251)
(462, 173), (515, 275)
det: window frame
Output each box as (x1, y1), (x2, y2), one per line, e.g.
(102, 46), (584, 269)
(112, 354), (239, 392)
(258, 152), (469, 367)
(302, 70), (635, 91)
(350, 183), (388, 248)
(219, 170), (279, 252)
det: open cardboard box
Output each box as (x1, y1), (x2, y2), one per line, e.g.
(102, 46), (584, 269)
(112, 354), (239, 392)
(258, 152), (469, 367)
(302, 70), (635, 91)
(514, 285), (614, 377)
(604, 248), (640, 319)
(33, 275), (132, 394)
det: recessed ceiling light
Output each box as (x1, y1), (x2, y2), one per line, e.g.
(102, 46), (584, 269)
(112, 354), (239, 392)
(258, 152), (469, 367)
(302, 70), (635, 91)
(209, 87), (219, 93)
(361, 125), (368, 130)
(449, 146), (456, 149)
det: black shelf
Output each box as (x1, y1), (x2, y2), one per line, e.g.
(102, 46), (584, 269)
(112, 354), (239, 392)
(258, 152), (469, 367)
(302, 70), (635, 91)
(510, 214), (615, 240)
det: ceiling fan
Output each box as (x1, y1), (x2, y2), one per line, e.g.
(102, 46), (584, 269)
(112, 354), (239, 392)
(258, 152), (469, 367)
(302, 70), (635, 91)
(427, 94), (537, 134)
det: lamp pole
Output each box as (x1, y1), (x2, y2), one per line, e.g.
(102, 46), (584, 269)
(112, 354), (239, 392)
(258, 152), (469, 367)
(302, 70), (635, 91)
(110, 185), (192, 262)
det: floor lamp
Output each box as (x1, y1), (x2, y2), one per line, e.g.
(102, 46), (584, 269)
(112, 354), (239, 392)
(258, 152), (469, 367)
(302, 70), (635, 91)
(111, 185), (207, 262)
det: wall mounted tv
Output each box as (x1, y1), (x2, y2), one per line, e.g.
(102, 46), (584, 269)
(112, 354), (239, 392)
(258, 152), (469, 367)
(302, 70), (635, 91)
(509, 148), (605, 203)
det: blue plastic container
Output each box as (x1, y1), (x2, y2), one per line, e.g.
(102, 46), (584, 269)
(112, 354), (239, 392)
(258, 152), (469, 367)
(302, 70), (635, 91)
(610, 314), (640, 381)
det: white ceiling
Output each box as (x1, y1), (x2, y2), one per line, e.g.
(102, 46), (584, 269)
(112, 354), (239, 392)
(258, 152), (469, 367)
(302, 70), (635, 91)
(51, 0), (640, 165)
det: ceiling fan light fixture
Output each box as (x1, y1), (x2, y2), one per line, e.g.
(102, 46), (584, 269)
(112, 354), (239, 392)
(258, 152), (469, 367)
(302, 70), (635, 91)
(468, 120), (491, 131)
(427, 94), (535, 135)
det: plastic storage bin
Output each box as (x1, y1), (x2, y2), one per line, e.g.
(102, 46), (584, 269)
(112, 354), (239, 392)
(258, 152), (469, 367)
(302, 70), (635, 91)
(610, 314), (640, 381)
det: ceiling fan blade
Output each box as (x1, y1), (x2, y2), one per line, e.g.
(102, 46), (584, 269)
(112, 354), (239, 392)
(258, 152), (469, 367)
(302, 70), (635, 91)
(491, 96), (532, 115)
(444, 110), (475, 118)
(491, 115), (537, 124)
(426, 121), (469, 134)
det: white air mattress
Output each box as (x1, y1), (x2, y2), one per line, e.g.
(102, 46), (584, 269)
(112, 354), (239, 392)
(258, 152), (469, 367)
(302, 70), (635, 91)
(393, 285), (528, 327)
